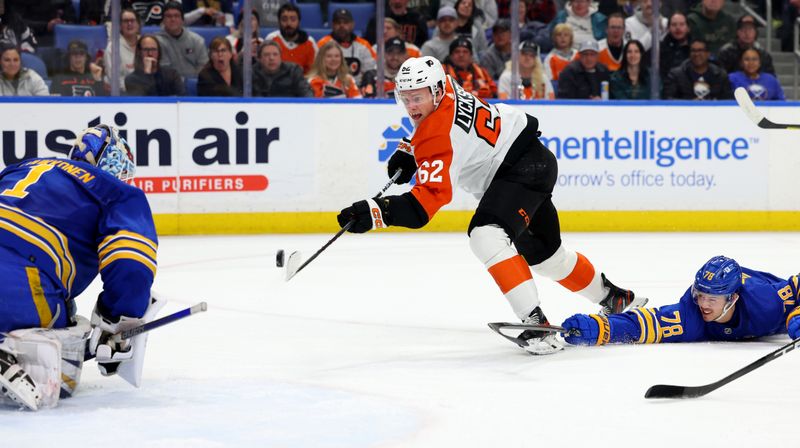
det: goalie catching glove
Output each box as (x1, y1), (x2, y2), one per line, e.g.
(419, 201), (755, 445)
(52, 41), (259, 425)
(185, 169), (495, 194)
(337, 198), (391, 233)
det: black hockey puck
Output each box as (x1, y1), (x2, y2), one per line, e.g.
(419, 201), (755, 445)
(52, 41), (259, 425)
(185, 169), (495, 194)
(276, 249), (285, 268)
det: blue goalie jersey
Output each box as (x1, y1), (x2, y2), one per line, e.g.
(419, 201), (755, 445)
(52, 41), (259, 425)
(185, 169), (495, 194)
(605, 268), (800, 343)
(0, 158), (156, 332)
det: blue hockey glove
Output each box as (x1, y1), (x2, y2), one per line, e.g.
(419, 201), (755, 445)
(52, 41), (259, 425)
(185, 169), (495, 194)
(337, 198), (389, 233)
(561, 314), (610, 346)
(787, 313), (800, 339)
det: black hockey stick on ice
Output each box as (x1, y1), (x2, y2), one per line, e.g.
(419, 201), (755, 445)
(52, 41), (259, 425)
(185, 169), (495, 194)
(734, 87), (800, 130)
(644, 335), (800, 399)
(84, 302), (208, 361)
(285, 169), (402, 281)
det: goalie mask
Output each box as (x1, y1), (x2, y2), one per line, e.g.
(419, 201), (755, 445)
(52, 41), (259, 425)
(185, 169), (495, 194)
(69, 125), (136, 181)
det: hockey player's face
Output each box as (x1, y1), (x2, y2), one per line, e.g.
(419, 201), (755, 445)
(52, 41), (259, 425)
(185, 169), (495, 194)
(694, 293), (729, 322)
(399, 87), (435, 124)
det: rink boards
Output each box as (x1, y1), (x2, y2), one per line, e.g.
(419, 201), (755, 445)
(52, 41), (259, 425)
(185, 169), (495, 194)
(0, 97), (798, 234)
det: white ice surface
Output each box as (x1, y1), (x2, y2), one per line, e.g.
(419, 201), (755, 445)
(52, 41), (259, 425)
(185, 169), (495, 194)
(4, 232), (800, 447)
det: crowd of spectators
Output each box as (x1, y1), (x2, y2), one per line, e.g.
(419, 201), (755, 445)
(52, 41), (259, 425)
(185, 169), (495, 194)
(0, 0), (789, 100)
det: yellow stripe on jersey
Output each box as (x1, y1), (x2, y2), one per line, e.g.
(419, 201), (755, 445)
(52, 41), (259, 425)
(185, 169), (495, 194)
(99, 250), (157, 276)
(0, 203), (75, 290)
(633, 308), (661, 344)
(97, 238), (157, 261)
(793, 275), (799, 300)
(99, 230), (157, 254)
(786, 307), (800, 329)
(26, 266), (53, 326)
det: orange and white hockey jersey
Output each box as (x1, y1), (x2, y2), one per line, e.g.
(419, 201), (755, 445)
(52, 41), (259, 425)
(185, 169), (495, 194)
(404, 76), (530, 221)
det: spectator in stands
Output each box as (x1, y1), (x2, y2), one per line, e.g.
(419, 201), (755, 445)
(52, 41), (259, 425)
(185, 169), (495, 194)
(104, 8), (141, 92)
(6, 0), (76, 47)
(445, 0), (496, 30)
(366, 0), (429, 48)
(479, 19), (511, 80)
(78, 0), (104, 25)
(447, 0), (489, 56)
(598, 12), (625, 71)
(659, 12), (691, 79)
(779, 0), (800, 52)
(266, 3), (317, 75)
(717, 14), (775, 76)
(253, 40), (312, 97)
(609, 39), (651, 99)
(50, 39), (104, 96)
(687, 0), (736, 55)
(307, 40), (361, 98)
(253, 0), (289, 28)
(317, 8), (376, 84)
(375, 18), (421, 58)
(407, 0), (439, 26)
(543, 23), (578, 81)
(442, 35), (497, 98)
(421, 6), (460, 62)
(125, 34), (186, 95)
(625, 0), (666, 51)
(548, 0), (607, 49)
(0, 43), (48, 95)
(197, 36), (241, 96)
(360, 36), (408, 99)
(183, 0), (234, 27)
(114, 1), (169, 26)
(728, 47), (784, 101)
(0, 8), (37, 54)
(525, 0), (557, 24)
(156, 2), (209, 78)
(498, 40), (555, 99)
(557, 40), (610, 99)
(663, 38), (732, 100)
(227, 9), (262, 64)
(517, 0), (553, 53)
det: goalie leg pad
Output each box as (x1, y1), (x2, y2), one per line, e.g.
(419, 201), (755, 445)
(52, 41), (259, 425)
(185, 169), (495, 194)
(470, 224), (539, 320)
(531, 245), (606, 303)
(0, 315), (91, 409)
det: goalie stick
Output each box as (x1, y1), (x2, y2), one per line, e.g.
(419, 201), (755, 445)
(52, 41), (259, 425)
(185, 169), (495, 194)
(644, 335), (800, 399)
(734, 87), (800, 130)
(285, 170), (402, 281)
(84, 302), (207, 361)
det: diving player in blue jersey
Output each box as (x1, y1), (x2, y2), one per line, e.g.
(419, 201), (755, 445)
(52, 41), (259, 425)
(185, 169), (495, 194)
(561, 256), (800, 346)
(0, 124), (162, 411)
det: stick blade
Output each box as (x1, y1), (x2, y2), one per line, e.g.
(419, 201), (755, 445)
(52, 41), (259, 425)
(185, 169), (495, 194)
(284, 251), (303, 281)
(645, 384), (706, 399)
(734, 87), (765, 125)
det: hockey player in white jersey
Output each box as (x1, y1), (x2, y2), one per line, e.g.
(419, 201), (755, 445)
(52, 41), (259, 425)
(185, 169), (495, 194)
(337, 56), (646, 354)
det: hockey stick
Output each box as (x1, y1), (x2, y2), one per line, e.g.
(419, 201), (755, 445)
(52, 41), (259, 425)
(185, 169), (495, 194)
(488, 322), (568, 348)
(285, 170), (402, 281)
(734, 87), (800, 130)
(84, 302), (207, 361)
(644, 335), (800, 399)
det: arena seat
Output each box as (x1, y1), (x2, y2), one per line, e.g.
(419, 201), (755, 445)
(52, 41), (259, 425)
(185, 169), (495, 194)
(21, 52), (49, 80)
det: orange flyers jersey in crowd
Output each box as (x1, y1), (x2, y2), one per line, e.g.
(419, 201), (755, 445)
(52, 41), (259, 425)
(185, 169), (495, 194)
(266, 30), (318, 74)
(598, 40), (622, 71)
(543, 48), (578, 81)
(309, 75), (362, 98)
(404, 76), (529, 220)
(317, 35), (377, 81)
(443, 63), (497, 99)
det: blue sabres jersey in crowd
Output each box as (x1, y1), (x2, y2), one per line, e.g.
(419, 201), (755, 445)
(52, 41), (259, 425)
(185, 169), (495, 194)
(606, 268), (800, 343)
(0, 158), (157, 321)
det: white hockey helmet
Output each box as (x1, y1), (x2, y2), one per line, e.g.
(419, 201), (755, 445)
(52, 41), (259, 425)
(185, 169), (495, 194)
(395, 56), (447, 108)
